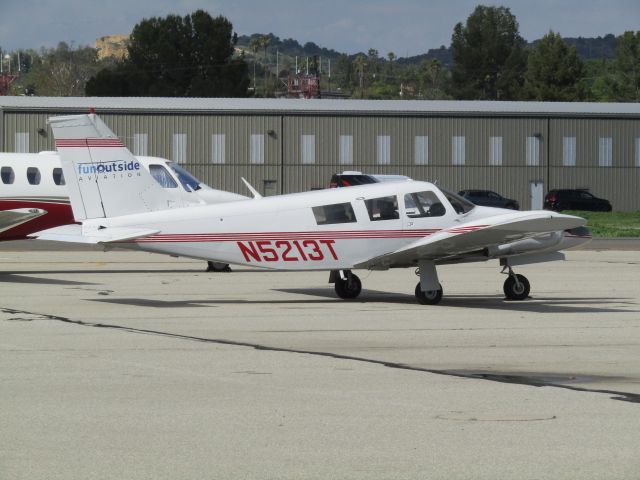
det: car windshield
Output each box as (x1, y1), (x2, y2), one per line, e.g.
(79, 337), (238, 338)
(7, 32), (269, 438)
(167, 162), (201, 191)
(439, 187), (476, 214)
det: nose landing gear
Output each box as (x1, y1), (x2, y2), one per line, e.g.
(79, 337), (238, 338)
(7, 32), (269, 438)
(502, 266), (530, 300)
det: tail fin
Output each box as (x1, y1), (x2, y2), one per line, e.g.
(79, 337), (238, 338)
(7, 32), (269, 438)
(49, 114), (174, 220)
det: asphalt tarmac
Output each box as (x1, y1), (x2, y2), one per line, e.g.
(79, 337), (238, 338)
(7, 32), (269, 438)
(1, 245), (639, 479)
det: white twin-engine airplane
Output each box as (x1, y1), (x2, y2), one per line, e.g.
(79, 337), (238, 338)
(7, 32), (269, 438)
(36, 113), (591, 305)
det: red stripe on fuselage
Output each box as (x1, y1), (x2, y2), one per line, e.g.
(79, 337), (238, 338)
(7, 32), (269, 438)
(134, 229), (441, 243)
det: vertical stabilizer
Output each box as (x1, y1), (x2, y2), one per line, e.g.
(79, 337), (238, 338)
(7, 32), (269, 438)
(49, 114), (174, 220)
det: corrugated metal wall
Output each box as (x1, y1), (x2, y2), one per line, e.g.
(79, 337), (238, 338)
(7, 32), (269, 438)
(2, 108), (639, 210)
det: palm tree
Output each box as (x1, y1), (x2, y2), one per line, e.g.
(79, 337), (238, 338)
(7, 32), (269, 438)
(354, 55), (366, 98)
(259, 35), (271, 97)
(249, 38), (260, 94)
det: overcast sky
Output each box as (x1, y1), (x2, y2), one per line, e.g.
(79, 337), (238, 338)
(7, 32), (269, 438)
(1, 0), (638, 57)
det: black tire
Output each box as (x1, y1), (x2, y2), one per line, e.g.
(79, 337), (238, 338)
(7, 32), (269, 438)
(335, 274), (362, 299)
(207, 261), (231, 272)
(503, 274), (530, 300)
(415, 282), (443, 305)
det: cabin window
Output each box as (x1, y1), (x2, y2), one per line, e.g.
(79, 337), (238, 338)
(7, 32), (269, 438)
(312, 202), (356, 225)
(52, 168), (65, 186)
(403, 191), (446, 218)
(149, 165), (178, 188)
(364, 195), (399, 221)
(1, 166), (15, 184)
(27, 167), (41, 185)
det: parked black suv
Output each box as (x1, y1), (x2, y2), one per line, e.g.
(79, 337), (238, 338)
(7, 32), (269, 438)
(544, 189), (612, 212)
(457, 190), (519, 210)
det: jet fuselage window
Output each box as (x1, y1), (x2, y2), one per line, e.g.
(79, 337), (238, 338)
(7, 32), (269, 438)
(27, 167), (41, 185)
(1, 166), (15, 184)
(149, 164), (178, 188)
(404, 191), (446, 217)
(52, 168), (65, 186)
(312, 202), (357, 225)
(364, 195), (399, 221)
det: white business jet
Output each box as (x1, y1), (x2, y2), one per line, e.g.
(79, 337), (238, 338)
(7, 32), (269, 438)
(0, 151), (247, 241)
(36, 114), (591, 304)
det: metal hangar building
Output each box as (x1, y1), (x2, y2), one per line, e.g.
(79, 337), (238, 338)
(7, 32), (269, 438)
(1, 97), (639, 210)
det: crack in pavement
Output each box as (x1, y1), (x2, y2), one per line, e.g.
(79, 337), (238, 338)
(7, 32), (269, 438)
(3, 307), (639, 404)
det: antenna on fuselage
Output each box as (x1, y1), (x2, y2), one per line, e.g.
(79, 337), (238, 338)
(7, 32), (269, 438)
(241, 177), (263, 199)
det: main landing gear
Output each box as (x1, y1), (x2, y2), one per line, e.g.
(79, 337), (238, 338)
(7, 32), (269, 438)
(502, 266), (530, 300)
(331, 270), (362, 299)
(330, 265), (531, 305)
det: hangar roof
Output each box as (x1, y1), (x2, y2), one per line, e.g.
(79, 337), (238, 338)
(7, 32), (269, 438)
(1, 97), (639, 118)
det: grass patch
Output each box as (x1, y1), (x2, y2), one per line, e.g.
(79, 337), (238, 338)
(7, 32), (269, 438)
(564, 210), (640, 237)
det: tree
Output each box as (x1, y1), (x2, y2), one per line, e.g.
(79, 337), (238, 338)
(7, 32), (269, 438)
(611, 31), (640, 101)
(87, 10), (249, 97)
(419, 59), (451, 99)
(28, 43), (101, 96)
(450, 5), (528, 100)
(524, 31), (585, 101)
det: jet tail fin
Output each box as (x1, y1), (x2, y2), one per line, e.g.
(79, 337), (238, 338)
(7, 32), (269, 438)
(48, 114), (175, 221)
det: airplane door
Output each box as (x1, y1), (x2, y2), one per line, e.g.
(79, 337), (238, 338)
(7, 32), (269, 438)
(530, 181), (544, 210)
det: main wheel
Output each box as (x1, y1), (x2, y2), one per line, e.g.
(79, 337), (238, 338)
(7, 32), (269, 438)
(207, 261), (231, 272)
(503, 274), (530, 300)
(335, 274), (362, 299)
(415, 282), (443, 305)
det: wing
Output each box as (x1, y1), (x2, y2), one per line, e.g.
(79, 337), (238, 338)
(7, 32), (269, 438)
(355, 211), (586, 269)
(32, 224), (159, 244)
(0, 208), (47, 234)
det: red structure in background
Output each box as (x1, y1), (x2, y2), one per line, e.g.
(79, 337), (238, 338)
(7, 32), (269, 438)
(0, 74), (17, 95)
(287, 74), (321, 99)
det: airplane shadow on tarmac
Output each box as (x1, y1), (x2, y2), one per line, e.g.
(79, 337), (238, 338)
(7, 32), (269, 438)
(0, 273), (98, 286)
(87, 288), (637, 314)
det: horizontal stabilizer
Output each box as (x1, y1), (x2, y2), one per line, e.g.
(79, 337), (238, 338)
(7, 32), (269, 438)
(32, 224), (159, 244)
(0, 208), (47, 233)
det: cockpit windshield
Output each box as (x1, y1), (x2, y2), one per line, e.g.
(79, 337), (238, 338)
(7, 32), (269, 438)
(439, 187), (476, 214)
(167, 162), (201, 191)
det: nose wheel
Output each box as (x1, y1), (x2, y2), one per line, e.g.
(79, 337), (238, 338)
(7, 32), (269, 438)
(502, 267), (530, 300)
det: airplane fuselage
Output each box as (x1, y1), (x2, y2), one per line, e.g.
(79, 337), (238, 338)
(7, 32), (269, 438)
(92, 181), (587, 271)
